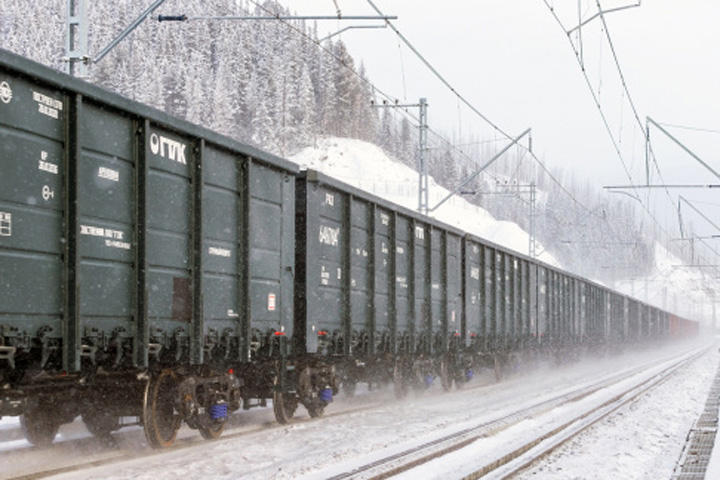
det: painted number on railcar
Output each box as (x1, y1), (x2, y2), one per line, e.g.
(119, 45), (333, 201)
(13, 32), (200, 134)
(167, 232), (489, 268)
(38, 151), (58, 175)
(80, 224), (130, 250)
(0, 212), (11, 236)
(32, 90), (63, 119)
(319, 224), (339, 247)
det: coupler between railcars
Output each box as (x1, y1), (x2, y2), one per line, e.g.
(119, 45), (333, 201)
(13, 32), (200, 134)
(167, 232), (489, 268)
(337, 354), (394, 396)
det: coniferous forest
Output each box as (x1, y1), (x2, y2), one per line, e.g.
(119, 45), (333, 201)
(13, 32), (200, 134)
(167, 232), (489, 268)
(2, 0), (674, 284)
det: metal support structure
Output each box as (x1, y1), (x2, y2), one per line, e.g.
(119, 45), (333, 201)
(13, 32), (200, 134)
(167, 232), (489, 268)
(606, 184), (720, 190)
(66, 2), (393, 75)
(529, 182), (536, 258)
(647, 117), (720, 182)
(319, 24), (387, 43)
(566, 2), (642, 35)
(65, 0), (167, 75)
(679, 196), (720, 238)
(430, 128), (531, 213)
(65, 0), (88, 76)
(465, 183), (537, 258)
(372, 98), (429, 214)
(158, 15), (397, 22)
(418, 98), (429, 214)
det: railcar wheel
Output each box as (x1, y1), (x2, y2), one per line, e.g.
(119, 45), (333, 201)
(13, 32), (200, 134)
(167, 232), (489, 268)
(342, 379), (357, 397)
(143, 370), (182, 448)
(393, 360), (407, 399)
(20, 407), (60, 447)
(298, 366), (326, 419)
(493, 354), (503, 382)
(273, 375), (298, 424)
(307, 402), (325, 418)
(82, 411), (120, 439)
(198, 421), (225, 440)
(439, 356), (452, 392)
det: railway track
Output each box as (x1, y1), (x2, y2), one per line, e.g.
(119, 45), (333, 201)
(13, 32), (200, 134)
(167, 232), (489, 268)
(0, 346), (706, 480)
(0, 371), (499, 480)
(324, 345), (710, 480)
(0, 394), (392, 480)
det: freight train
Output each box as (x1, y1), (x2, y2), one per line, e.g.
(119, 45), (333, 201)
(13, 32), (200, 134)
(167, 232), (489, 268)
(0, 49), (699, 448)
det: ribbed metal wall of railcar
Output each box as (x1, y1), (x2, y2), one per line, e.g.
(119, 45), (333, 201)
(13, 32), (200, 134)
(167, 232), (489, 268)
(0, 63), (68, 384)
(296, 171), (464, 390)
(669, 314), (699, 339)
(0, 71), (65, 397)
(430, 228), (463, 353)
(607, 292), (627, 348)
(584, 283), (605, 348)
(639, 304), (650, 341)
(462, 239), (536, 369)
(627, 298), (640, 343)
(536, 266), (549, 345)
(547, 270), (572, 350)
(0, 50), (298, 444)
(463, 240), (492, 356)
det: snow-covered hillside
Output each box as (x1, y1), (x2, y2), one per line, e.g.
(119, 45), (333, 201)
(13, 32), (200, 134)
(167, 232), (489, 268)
(291, 137), (560, 267)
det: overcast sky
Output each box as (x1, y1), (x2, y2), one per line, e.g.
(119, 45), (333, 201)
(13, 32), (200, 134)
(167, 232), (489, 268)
(276, 0), (720, 240)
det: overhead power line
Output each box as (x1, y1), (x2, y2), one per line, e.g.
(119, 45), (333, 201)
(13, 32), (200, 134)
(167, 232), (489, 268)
(365, 0), (521, 146)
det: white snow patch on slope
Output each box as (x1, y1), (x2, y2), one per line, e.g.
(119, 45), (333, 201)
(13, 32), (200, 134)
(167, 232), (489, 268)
(291, 137), (560, 267)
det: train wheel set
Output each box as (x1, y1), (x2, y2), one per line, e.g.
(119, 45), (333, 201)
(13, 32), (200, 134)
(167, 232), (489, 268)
(0, 49), (700, 449)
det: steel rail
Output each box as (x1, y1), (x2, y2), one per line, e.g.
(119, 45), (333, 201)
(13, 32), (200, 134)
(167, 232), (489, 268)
(326, 345), (709, 479)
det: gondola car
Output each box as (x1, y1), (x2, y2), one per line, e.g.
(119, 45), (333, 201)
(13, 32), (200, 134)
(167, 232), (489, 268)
(0, 48), (322, 448)
(295, 170), (467, 396)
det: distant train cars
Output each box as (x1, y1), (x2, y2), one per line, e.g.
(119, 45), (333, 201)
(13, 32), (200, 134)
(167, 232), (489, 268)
(0, 49), (699, 448)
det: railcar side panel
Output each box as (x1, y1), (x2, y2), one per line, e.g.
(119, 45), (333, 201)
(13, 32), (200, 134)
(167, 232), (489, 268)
(537, 266), (548, 341)
(201, 145), (243, 362)
(0, 72), (66, 369)
(446, 233), (462, 343)
(462, 239), (482, 348)
(373, 206), (393, 352)
(248, 162), (295, 344)
(77, 101), (136, 364)
(412, 220), (429, 353)
(349, 197), (372, 354)
(395, 215), (412, 351)
(144, 125), (195, 363)
(430, 228), (443, 352)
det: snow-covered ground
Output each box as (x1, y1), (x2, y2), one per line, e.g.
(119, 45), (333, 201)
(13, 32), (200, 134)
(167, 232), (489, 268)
(0, 339), (702, 479)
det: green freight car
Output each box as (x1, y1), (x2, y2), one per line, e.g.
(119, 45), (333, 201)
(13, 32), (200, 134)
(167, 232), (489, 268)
(0, 48), (323, 448)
